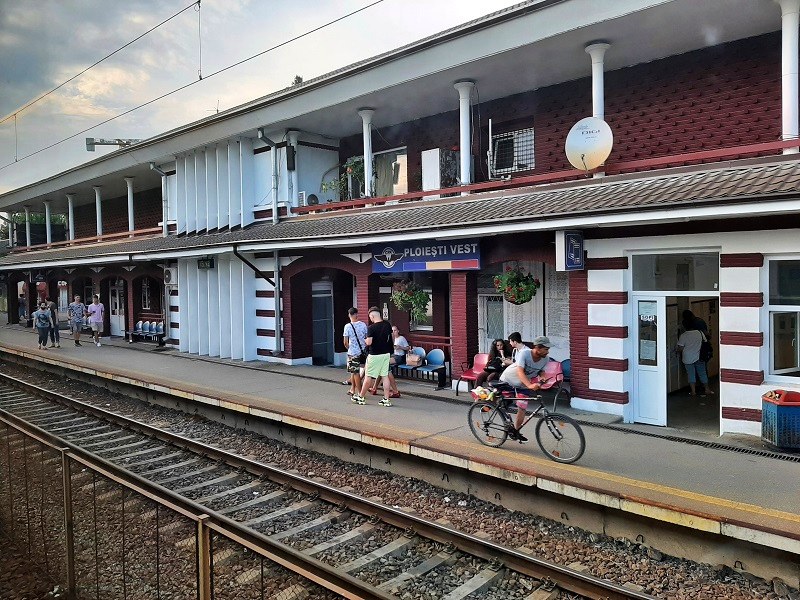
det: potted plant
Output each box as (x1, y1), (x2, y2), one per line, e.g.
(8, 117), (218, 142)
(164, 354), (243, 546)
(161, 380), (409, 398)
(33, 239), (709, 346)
(390, 281), (431, 322)
(321, 156), (366, 200)
(494, 266), (541, 305)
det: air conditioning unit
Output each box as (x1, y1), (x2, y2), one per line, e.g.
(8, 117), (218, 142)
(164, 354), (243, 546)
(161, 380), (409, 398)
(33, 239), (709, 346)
(163, 267), (178, 286)
(298, 191), (306, 205)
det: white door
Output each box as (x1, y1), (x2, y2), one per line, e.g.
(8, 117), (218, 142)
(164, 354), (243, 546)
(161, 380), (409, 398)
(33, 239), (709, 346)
(633, 297), (667, 426)
(478, 294), (505, 353)
(109, 285), (125, 337)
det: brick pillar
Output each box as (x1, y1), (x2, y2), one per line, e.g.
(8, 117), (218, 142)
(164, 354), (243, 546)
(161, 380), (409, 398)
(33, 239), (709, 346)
(281, 276), (292, 357)
(569, 269), (588, 398)
(450, 271), (478, 378)
(355, 264), (371, 313)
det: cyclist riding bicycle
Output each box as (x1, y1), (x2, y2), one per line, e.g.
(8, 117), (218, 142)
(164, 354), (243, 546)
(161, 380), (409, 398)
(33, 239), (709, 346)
(498, 333), (552, 443)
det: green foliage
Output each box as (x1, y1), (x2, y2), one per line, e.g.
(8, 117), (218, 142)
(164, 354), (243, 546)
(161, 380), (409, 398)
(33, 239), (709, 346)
(321, 156), (365, 200)
(494, 266), (541, 305)
(390, 280), (431, 322)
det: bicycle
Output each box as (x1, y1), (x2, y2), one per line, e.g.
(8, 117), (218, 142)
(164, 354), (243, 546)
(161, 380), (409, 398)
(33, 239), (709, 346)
(467, 381), (586, 464)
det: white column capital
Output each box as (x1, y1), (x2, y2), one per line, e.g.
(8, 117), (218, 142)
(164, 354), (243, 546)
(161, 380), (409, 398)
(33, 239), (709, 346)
(776, 0), (800, 15)
(65, 193), (76, 201)
(124, 176), (135, 186)
(358, 108), (374, 123)
(287, 129), (299, 144)
(585, 41), (611, 62)
(453, 79), (475, 99)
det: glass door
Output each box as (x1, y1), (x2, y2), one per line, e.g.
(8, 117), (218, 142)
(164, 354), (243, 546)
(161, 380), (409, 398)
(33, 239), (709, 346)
(633, 297), (667, 426)
(478, 294), (504, 353)
(312, 281), (334, 365)
(109, 283), (125, 337)
(772, 312), (799, 374)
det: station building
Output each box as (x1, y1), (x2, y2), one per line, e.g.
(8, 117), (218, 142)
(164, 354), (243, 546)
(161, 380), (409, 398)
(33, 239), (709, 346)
(2, 0), (800, 438)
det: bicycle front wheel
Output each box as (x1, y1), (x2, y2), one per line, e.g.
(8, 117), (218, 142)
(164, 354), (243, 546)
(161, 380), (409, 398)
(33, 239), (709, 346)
(535, 413), (585, 463)
(468, 402), (509, 447)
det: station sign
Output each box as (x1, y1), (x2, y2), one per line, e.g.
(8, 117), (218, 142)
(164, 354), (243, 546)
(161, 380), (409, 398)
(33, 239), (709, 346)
(371, 239), (480, 273)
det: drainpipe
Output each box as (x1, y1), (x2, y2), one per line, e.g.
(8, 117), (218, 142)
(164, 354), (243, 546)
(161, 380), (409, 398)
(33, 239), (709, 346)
(777, 0), (800, 154)
(287, 130), (300, 208)
(232, 246), (281, 357)
(150, 163), (170, 236)
(257, 129), (279, 224)
(358, 109), (374, 197)
(453, 80), (475, 188)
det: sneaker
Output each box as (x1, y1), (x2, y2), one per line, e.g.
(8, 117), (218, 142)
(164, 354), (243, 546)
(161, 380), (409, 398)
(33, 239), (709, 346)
(379, 397), (393, 407)
(49, 343), (56, 347)
(37, 343), (41, 349)
(516, 432), (529, 444)
(351, 394), (366, 405)
(389, 392), (401, 398)
(55, 344), (60, 348)
(96, 342), (101, 347)
(75, 341), (81, 346)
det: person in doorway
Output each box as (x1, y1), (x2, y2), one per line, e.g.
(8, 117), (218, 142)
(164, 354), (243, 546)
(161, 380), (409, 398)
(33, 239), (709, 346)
(343, 307), (368, 398)
(32, 301), (54, 350)
(68, 295), (87, 347)
(86, 294), (105, 347)
(682, 309), (708, 336)
(499, 333), (552, 443)
(352, 307), (395, 406)
(476, 338), (514, 387)
(18, 294), (27, 324)
(45, 296), (60, 348)
(676, 321), (714, 398)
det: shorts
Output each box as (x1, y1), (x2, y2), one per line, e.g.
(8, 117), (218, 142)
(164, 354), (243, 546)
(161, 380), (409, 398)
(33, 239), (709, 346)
(71, 321), (83, 333)
(365, 353), (390, 379)
(346, 355), (362, 374)
(90, 322), (103, 333)
(507, 386), (535, 410)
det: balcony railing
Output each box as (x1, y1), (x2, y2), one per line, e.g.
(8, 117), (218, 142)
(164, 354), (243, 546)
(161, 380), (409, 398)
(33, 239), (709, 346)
(13, 227), (162, 253)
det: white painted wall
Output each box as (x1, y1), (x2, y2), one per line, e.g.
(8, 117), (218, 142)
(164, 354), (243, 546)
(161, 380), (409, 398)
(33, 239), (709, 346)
(297, 145), (340, 206)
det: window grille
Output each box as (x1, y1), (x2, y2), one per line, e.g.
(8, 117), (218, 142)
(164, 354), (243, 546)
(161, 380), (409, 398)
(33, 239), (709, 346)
(142, 278), (151, 310)
(492, 127), (534, 175)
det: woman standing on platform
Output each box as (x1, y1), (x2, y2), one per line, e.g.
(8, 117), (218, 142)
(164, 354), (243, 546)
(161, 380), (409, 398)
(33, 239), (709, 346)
(32, 301), (54, 350)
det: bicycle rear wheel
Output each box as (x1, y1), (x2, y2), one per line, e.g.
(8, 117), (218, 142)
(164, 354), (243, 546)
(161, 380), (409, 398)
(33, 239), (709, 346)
(468, 402), (509, 447)
(535, 413), (585, 463)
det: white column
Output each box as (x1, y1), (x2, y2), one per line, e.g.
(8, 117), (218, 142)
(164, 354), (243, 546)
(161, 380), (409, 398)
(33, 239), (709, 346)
(93, 186), (103, 236)
(24, 206), (31, 246)
(358, 108), (374, 197)
(287, 130), (300, 207)
(160, 175), (169, 236)
(125, 176), (135, 233)
(777, 0), (800, 153)
(453, 80), (475, 187)
(66, 194), (76, 240)
(585, 42), (610, 120)
(7, 213), (12, 247)
(44, 201), (52, 244)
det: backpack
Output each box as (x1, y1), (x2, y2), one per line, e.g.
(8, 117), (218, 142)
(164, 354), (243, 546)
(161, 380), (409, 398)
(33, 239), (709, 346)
(699, 333), (713, 362)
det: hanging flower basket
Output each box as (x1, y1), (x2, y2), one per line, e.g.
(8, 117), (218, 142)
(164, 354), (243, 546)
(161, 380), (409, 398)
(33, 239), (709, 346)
(494, 266), (541, 305)
(390, 281), (431, 322)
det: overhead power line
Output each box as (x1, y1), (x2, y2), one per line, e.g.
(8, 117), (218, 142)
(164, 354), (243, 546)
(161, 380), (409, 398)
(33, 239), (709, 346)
(0, 1), (200, 127)
(0, 0), (386, 174)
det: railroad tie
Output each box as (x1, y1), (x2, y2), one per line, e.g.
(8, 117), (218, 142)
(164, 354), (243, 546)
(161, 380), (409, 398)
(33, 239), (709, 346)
(339, 535), (419, 574)
(172, 471), (239, 493)
(440, 565), (507, 600)
(269, 509), (347, 541)
(242, 499), (316, 527)
(524, 587), (559, 600)
(378, 550), (458, 592)
(124, 451), (189, 470)
(303, 522), (377, 557)
(216, 489), (286, 515)
(153, 464), (219, 485)
(194, 479), (263, 504)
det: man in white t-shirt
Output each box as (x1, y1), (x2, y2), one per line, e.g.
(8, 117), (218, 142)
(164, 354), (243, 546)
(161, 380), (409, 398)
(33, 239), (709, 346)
(500, 333), (552, 443)
(343, 307), (368, 398)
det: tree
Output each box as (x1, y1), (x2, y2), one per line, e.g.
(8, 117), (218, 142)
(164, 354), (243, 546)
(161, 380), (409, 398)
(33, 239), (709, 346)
(292, 75), (303, 86)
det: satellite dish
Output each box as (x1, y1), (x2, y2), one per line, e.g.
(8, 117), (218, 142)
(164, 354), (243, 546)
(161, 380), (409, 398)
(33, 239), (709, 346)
(565, 117), (613, 171)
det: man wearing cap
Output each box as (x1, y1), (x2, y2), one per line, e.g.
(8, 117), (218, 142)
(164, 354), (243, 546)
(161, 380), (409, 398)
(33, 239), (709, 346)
(499, 332), (552, 442)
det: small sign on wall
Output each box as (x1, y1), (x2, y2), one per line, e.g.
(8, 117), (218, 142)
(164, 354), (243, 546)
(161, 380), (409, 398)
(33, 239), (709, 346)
(555, 230), (584, 271)
(197, 258), (215, 270)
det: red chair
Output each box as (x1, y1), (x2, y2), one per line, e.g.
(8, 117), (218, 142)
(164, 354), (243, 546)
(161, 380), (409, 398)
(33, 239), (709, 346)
(457, 353), (489, 396)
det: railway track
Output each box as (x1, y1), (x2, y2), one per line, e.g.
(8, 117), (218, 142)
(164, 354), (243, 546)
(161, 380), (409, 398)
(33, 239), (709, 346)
(0, 372), (657, 600)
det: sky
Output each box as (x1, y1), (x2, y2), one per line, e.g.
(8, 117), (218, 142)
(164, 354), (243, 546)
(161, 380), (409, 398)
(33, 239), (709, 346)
(0, 0), (523, 195)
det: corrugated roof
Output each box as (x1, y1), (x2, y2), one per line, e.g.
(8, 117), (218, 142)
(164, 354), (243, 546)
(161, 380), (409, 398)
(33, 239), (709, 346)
(2, 157), (799, 267)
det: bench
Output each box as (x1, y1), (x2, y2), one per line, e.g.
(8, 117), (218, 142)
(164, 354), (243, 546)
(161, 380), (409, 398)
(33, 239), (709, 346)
(128, 316), (166, 346)
(392, 347), (449, 390)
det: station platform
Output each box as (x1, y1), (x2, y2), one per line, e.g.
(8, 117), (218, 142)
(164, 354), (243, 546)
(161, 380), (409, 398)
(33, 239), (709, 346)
(1, 325), (799, 564)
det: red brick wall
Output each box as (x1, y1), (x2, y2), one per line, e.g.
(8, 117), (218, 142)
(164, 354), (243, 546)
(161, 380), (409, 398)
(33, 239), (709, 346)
(568, 269), (590, 400)
(73, 188), (162, 239)
(450, 271), (478, 378)
(339, 32), (781, 187)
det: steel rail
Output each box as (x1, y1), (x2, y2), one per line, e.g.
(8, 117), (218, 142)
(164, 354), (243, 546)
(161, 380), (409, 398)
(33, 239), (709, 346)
(0, 371), (656, 600)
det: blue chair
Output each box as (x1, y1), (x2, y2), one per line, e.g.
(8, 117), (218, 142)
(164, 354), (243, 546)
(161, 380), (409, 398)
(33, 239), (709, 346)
(396, 347), (426, 375)
(415, 349), (448, 390)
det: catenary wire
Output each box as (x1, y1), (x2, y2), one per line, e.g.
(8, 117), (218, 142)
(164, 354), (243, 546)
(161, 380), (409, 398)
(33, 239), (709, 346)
(0, 0), (386, 174)
(0, 1), (200, 127)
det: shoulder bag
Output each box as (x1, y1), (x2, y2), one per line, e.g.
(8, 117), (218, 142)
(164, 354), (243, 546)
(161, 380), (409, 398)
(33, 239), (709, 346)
(351, 323), (367, 364)
(699, 332), (713, 363)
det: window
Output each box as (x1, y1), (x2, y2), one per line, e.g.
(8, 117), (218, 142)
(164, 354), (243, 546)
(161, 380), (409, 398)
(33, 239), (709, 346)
(142, 277), (151, 310)
(632, 253), (719, 292)
(491, 127), (534, 175)
(768, 260), (800, 377)
(409, 272), (433, 332)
